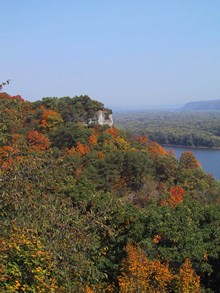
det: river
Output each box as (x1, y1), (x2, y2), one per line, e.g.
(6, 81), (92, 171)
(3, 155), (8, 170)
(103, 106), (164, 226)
(164, 146), (220, 181)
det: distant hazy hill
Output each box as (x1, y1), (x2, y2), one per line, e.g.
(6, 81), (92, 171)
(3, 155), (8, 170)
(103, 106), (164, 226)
(182, 99), (220, 110)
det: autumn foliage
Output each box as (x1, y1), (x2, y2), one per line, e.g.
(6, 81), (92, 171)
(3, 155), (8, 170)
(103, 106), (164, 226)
(118, 243), (172, 292)
(118, 244), (201, 292)
(1, 93), (218, 292)
(105, 126), (118, 139)
(88, 133), (97, 145)
(179, 151), (202, 170)
(27, 131), (50, 152)
(98, 151), (105, 159)
(176, 258), (201, 292)
(133, 135), (148, 145)
(76, 142), (90, 155)
(39, 109), (63, 133)
(10, 94), (24, 103)
(148, 141), (166, 156)
(0, 226), (58, 292)
(160, 186), (185, 208)
(0, 145), (19, 169)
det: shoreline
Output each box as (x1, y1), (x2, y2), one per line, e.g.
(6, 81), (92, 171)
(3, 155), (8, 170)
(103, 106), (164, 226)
(161, 144), (220, 150)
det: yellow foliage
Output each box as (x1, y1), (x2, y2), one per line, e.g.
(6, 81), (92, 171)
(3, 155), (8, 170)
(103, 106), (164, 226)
(66, 146), (76, 156)
(118, 243), (172, 292)
(0, 226), (58, 292)
(175, 259), (201, 292)
(115, 136), (130, 151)
(39, 109), (63, 134)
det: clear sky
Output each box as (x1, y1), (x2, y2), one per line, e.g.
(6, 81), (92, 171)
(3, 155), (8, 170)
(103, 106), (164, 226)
(1, 0), (220, 110)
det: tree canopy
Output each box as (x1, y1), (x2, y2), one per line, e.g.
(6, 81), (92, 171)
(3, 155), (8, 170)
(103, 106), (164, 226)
(1, 92), (220, 292)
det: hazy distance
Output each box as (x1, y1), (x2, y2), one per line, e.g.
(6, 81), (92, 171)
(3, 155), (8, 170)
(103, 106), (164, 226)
(1, 1), (220, 111)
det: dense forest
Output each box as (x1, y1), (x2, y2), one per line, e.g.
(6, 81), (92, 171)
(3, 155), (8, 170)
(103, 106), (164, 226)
(114, 110), (220, 147)
(1, 91), (220, 292)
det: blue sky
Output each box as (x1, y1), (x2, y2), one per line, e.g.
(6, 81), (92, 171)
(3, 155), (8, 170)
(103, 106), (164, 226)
(1, 0), (220, 110)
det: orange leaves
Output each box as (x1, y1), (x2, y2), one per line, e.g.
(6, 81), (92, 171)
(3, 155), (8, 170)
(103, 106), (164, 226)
(27, 131), (50, 152)
(176, 259), (201, 292)
(88, 133), (97, 146)
(66, 146), (76, 156)
(86, 286), (95, 293)
(118, 243), (172, 292)
(105, 126), (118, 139)
(76, 142), (90, 155)
(153, 235), (162, 244)
(98, 151), (105, 159)
(0, 92), (24, 102)
(76, 142), (85, 154)
(149, 148), (159, 155)
(149, 141), (166, 157)
(10, 95), (24, 103)
(0, 145), (19, 169)
(84, 145), (90, 154)
(160, 186), (185, 208)
(179, 151), (202, 170)
(65, 142), (90, 156)
(170, 186), (185, 198)
(39, 109), (63, 134)
(118, 244), (201, 292)
(75, 169), (82, 178)
(133, 135), (148, 145)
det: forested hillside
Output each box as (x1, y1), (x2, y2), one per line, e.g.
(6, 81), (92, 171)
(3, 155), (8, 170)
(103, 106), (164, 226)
(1, 92), (220, 292)
(115, 110), (220, 147)
(182, 99), (220, 111)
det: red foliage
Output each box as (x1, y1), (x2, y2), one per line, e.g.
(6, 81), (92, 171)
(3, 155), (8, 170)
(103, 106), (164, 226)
(149, 148), (159, 155)
(160, 186), (185, 208)
(105, 127), (118, 139)
(0, 92), (11, 99)
(133, 135), (148, 145)
(0, 93), (24, 102)
(27, 131), (50, 152)
(10, 95), (24, 102)
(148, 142), (166, 157)
(170, 186), (185, 200)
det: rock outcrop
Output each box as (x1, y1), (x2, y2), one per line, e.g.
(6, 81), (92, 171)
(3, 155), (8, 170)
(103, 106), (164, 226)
(84, 110), (113, 126)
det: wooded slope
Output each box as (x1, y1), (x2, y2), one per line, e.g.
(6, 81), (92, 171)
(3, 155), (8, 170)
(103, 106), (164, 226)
(1, 92), (220, 292)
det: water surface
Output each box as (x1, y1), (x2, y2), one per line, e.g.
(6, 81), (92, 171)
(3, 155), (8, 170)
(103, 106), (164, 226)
(164, 146), (220, 181)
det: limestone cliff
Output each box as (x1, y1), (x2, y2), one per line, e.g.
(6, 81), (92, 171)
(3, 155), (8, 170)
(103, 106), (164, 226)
(84, 110), (113, 126)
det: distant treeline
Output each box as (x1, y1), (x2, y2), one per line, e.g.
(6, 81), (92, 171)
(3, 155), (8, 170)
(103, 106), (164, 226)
(114, 110), (220, 147)
(182, 99), (220, 110)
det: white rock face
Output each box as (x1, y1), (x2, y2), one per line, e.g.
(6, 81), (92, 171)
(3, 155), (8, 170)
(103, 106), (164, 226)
(85, 111), (113, 126)
(97, 111), (113, 126)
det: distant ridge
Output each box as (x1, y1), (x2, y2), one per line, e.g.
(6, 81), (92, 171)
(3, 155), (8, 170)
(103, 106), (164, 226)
(182, 99), (220, 110)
